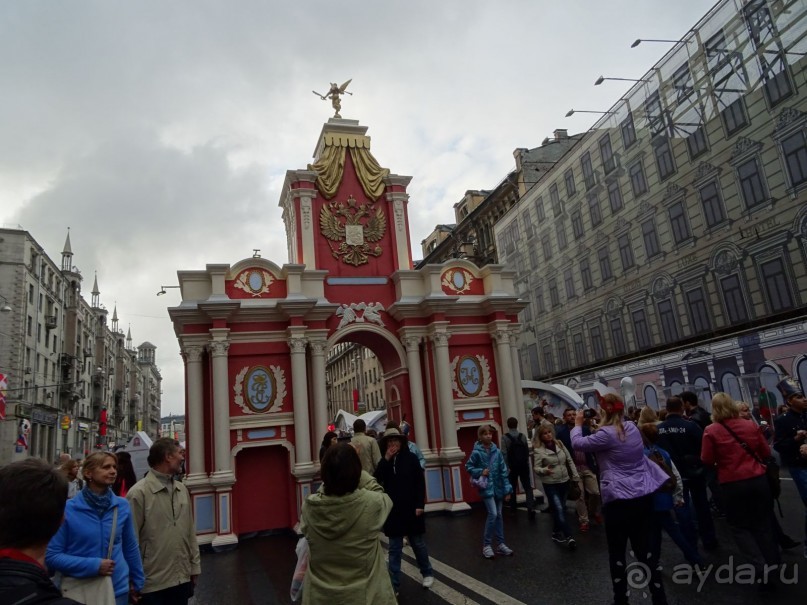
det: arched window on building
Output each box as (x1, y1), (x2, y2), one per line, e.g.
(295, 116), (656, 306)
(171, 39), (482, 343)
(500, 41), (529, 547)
(694, 376), (712, 410)
(668, 381), (683, 396)
(643, 384), (659, 410)
(721, 372), (742, 401)
(759, 364), (784, 407)
(798, 357), (807, 398)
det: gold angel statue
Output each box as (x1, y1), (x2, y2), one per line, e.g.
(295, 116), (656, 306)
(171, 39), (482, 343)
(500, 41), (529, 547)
(313, 79), (353, 118)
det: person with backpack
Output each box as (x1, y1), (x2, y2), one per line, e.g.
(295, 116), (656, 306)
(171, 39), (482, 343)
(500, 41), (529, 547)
(500, 417), (535, 518)
(639, 422), (703, 568)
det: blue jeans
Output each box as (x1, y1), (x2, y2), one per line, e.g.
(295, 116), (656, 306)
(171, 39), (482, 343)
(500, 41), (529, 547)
(482, 496), (505, 547)
(387, 533), (433, 590)
(116, 595), (128, 605)
(544, 482), (572, 539)
(789, 467), (807, 542)
(650, 510), (702, 566)
(677, 477), (717, 548)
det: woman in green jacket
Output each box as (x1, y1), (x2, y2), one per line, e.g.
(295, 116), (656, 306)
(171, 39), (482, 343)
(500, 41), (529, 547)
(301, 442), (396, 604)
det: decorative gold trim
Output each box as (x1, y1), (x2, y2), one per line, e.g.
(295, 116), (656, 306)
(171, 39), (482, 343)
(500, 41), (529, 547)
(233, 365), (287, 414)
(441, 268), (474, 294)
(451, 355), (490, 398)
(320, 195), (386, 266)
(233, 269), (274, 297)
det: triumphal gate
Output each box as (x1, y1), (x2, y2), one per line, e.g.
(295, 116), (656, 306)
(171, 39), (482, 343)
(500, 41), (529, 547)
(168, 110), (525, 548)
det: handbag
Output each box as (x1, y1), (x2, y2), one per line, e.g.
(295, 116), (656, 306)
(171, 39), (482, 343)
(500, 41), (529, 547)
(559, 442), (582, 500)
(60, 506), (118, 605)
(289, 536), (309, 602)
(720, 422), (781, 500)
(470, 450), (495, 490)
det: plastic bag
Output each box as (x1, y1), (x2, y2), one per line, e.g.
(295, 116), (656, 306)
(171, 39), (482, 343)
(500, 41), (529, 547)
(470, 475), (488, 490)
(290, 536), (309, 602)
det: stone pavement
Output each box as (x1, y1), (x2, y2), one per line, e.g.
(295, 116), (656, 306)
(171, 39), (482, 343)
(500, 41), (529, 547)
(193, 479), (806, 605)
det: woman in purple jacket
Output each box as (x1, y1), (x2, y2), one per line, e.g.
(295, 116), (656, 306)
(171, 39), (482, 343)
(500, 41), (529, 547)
(572, 394), (670, 605)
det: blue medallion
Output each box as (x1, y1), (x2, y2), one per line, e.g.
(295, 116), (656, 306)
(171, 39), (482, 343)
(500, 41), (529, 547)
(246, 366), (276, 413)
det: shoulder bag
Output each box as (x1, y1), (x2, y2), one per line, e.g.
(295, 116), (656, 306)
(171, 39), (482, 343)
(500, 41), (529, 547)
(470, 451), (495, 490)
(720, 422), (781, 500)
(60, 506), (118, 605)
(559, 442), (582, 501)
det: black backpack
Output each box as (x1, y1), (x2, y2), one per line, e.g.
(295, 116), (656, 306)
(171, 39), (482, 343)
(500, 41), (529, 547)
(648, 447), (677, 493)
(504, 433), (529, 469)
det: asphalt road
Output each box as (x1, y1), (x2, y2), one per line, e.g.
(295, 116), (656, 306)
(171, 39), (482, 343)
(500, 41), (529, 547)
(194, 478), (806, 605)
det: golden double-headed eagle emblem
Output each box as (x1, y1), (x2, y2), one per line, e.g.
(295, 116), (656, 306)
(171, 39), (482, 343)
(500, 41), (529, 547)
(320, 195), (386, 266)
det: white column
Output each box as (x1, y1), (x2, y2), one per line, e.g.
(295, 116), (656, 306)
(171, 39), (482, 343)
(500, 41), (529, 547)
(310, 340), (328, 462)
(403, 336), (430, 451)
(431, 331), (458, 451)
(209, 338), (232, 474)
(182, 344), (206, 479)
(289, 337), (313, 467)
(509, 332), (524, 419)
(492, 329), (519, 424)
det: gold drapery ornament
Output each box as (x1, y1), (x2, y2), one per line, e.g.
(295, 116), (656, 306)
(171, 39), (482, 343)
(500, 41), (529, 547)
(308, 134), (390, 201)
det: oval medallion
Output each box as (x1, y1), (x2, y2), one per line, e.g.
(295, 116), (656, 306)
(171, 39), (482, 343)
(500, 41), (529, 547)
(456, 355), (483, 397)
(452, 270), (466, 290)
(245, 366), (276, 413)
(248, 270), (264, 293)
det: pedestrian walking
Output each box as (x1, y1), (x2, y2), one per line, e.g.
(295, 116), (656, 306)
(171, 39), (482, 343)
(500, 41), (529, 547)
(351, 419), (382, 474)
(500, 417), (535, 517)
(533, 424), (579, 549)
(374, 428), (435, 595)
(557, 408), (602, 530)
(126, 438), (200, 605)
(465, 424), (514, 559)
(386, 419), (426, 469)
(572, 393), (670, 605)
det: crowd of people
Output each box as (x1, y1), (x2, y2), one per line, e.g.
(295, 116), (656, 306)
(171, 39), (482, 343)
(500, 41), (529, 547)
(0, 438), (200, 605)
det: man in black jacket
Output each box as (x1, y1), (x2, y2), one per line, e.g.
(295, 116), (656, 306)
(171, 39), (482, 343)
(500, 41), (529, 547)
(501, 417), (535, 517)
(375, 428), (435, 595)
(0, 459), (79, 605)
(657, 396), (718, 551)
(774, 377), (807, 557)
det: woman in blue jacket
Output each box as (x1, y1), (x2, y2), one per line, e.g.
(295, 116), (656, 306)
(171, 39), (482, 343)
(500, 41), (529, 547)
(465, 424), (513, 559)
(47, 452), (145, 605)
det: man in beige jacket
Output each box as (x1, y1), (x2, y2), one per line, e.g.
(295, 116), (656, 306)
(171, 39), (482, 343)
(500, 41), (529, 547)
(127, 438), (201, 605)
(351, 419), (381, 474)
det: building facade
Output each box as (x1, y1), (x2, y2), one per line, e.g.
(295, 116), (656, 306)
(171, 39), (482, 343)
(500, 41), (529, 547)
(419, 130), (585, 266)
(0, 227), (161, 464)
(325, 342), (386, 421)
(495, 0), (807, 410)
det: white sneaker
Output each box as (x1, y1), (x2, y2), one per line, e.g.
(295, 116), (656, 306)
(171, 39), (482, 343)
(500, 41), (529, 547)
(482, 545), (495, 559)
(496, 543), (513, 556)
(422, 576), (434, 589)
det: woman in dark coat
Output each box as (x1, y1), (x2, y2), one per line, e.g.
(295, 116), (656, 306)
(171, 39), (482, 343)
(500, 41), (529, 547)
(374, 428), (434, 595)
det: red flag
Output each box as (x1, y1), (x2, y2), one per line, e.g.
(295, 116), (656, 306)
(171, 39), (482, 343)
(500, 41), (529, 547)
(0, 373), (7, 421)
(352, 389), (359, 413)
(99, 408), (108, 436)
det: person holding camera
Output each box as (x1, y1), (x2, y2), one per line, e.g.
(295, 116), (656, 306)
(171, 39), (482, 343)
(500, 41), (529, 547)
(572, 393), (670, 605)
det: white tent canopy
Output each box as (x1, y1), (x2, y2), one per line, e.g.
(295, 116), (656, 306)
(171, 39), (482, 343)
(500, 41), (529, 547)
(521, 380), (584, 417)
(333, 409), (388, 435)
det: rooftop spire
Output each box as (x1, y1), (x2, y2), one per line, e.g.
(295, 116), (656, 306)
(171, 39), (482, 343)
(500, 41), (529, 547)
(62, 228), (73, 255)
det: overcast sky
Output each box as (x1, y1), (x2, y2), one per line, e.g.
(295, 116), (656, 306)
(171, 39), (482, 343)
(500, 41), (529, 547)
(0, 0), (714, 415)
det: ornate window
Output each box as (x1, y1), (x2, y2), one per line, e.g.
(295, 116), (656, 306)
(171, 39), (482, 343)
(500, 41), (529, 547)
(556, 222), (568, 250)
(621, 112), (637, 148)
(599, 134), (616, 174)
(571, 209), (584, 239)
(631, 308), (652, 349)
(581, 152), (596, 190)
(629, 161), (648, 196)
(668, 200), (692, 244)
(589, 321), (605, 360)
(610, 317), (627, 355)
(685, 286), (712, 334)
(565, 168), (577, 196)
(781, 130), (807, 188)
(564, 268), (576, 298)
(759, 257), (795, 313)
(588, 194), (602, 227)
(719, 273), (749, 324)
(535, 196), (546, 221)
(654, 137), (676, 181)
(737, 157), (768, 209)
(598, 246), (613, 281)
(657, 299), (679, 342)
(618, 233), (635, 270)
(608, 180), (623, 214)
(580, 258), (593, 291)
(698, 181), (727, 228)
(641, 219), (661, 258)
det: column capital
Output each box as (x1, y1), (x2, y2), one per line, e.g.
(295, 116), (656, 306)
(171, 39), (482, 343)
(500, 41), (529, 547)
(402, 335), (422, 351)
(431, 332), (450, 347)
(508, 331), (520, 347)
(289, 337), (308, 354)
(490, 328), (510, 343)
(182, 345), (205, 363)
(209, 341), (230, 357)
(309, 340), (327, 356)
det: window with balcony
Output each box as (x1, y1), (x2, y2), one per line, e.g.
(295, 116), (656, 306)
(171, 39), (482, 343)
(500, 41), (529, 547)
(598, 246), (612, 281)
(571, 209), (584, 239)
(668, 200), (692, 244)
(781, 130), (807, 188)
(580, 258), (593, 291)
(720, 274), (749, 324)
(737, 157), (767, 209)
(657, 299), (679, 342)
(599, 133), (616, 174)
(556, 222), (568, 250)
(760, 257), (794, 313)
(698, 181), (726, 228)
(641, 219), (661, 258)
(564, 168), (576, 196)
(685, 286), (711, 334)
(653, 137), (676, 180)
(631, 308), (652, 349)
(588, 194), (602, 227)
(581, 152), (596, 190)
(621, 112), (637, 149)
(564, 268), (576, 298)
(629, 161), (648, 196)
(618, 233), (635, 270)
(610, 318), (627, 355)
(607, 180), (623, 214)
